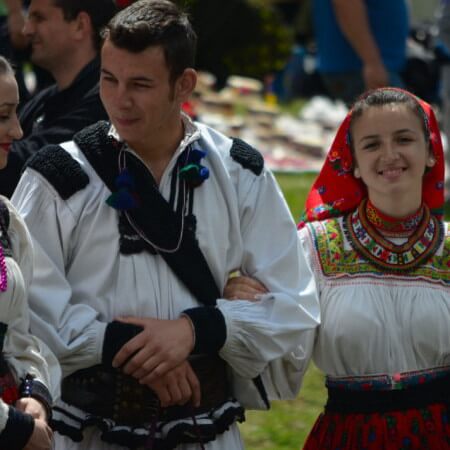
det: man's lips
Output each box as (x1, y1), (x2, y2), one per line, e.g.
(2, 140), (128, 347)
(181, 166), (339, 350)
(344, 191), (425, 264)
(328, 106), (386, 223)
(114, 117), (139, 127)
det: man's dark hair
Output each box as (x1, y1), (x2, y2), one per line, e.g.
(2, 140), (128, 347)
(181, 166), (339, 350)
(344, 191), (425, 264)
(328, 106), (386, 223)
(52, 0), (118, 51)
(102, 0), (197, 82)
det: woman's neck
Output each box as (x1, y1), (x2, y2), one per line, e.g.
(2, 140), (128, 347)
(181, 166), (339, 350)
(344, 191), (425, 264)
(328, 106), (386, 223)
(365, 198), (424, 234)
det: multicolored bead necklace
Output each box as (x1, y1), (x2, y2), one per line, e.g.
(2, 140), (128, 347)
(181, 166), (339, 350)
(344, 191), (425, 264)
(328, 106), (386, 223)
(344, 198), (444, 272)
(365, 200), (424, 237)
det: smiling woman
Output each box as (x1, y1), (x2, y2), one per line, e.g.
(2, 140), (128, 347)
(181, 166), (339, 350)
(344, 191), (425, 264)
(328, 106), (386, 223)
(0, 56), (59, 450)
(224, 88), (450, 450)
(0, 60), (22, 169)
(348, 91), (436, 218)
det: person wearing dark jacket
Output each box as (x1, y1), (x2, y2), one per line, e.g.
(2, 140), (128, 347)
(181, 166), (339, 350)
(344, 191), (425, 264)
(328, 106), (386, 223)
(0, 0), (118, 197)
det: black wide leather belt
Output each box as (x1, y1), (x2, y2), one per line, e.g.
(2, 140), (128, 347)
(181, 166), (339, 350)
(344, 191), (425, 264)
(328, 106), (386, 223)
(61, 355), (230, 425)
(326, 374), (450, 414)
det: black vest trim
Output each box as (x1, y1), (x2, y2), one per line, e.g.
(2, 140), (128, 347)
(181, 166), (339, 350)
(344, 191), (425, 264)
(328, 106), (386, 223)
(73, 121), (221, 306)
(25, 145), (89, 200)
(230, 138), (264, 176)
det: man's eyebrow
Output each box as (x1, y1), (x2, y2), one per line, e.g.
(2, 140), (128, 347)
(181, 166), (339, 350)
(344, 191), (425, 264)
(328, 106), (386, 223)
(101, 68), (153, 82)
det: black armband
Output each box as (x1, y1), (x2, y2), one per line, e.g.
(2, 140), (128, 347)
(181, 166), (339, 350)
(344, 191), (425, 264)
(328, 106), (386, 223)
(19, 375), (53, 422)
(182, 307), (226, 354)
(102, 320), (143, 367)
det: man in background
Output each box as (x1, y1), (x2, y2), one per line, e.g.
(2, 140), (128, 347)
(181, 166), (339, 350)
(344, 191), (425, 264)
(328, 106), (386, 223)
(313, 0), (409, 105)
(0, 0), (118, 197)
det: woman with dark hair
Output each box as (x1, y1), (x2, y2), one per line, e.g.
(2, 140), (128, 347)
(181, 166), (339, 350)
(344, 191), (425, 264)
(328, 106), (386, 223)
(225, 87), (450, 449)
(0, 55), (59, 450)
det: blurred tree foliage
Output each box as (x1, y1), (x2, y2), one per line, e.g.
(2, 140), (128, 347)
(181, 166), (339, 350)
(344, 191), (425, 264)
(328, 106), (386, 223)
(177, 0), (294, 87)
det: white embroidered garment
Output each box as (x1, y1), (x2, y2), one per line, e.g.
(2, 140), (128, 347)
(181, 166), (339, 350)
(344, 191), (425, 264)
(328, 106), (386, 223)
(0, 198), (60, 435)
(298, 216), (450, 379)
(12, 120), (319, 449)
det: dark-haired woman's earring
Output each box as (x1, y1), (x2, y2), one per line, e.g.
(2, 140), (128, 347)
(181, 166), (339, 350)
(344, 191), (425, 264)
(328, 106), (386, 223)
(427, 156), (435, 167)
(354, 167), (361, 178)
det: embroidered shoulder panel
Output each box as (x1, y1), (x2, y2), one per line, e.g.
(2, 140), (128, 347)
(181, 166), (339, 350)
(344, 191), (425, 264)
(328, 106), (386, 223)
(308, 219), (450, 285)
(26, 145), (89, 200)
(230, 138), (264, 176)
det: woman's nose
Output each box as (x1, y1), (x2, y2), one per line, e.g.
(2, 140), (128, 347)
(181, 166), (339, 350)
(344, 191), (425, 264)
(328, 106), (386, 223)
(9, 116), (23, 140)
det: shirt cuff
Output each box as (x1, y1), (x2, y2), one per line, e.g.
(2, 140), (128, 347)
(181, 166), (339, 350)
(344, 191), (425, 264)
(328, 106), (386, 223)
(102, 320), (143, 367)
(182, 307), (226, 354)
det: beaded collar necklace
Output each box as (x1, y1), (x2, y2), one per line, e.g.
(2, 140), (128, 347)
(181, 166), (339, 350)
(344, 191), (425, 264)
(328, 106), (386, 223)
(366, 200), (424, 237)
(0, 205), (8, 292)
(343, 198), (444, 272)
(0, 246), (7, 292)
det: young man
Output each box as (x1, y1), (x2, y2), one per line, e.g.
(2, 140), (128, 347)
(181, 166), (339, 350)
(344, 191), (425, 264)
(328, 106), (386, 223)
(12, 1), (320, 448)
(0, 0), (118, 197)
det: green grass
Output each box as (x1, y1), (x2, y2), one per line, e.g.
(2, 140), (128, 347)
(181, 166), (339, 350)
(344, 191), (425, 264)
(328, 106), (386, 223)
(240, 171), (323, 450)
(239, 171), (450, 449)
(274, 171), (318, 222)
(240, 364), (326, 449)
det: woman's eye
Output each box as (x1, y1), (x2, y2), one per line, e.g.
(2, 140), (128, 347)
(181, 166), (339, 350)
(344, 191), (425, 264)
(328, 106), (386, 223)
(362, 142), (378, 150)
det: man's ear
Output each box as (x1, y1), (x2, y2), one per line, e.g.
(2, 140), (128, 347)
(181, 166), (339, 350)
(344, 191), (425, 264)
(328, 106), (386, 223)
(72, 11), (92, 41)
(175, 68), (197, 102)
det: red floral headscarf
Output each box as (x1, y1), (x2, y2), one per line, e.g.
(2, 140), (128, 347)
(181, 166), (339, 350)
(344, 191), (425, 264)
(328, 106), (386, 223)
(299, 88), (445, 227)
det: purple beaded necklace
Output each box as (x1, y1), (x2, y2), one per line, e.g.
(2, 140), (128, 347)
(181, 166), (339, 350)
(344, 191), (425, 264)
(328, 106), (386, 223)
(0, 245), (7, 292)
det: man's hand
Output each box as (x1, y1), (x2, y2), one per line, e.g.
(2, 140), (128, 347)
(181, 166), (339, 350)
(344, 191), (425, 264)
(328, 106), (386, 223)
(363, 61), (389, 90)
(24, 418), (52, 450)
(143, 360), (201, 408)
(223, 275), (268, 301)
(15, 397), (48, 421)
(112, 316), (194, 382)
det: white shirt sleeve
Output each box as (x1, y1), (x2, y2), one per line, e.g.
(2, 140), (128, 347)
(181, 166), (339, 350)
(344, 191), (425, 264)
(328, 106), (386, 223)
(217, 168), (320, 399)
(0, 198), (61, 400)
(11, 172), (107, 378)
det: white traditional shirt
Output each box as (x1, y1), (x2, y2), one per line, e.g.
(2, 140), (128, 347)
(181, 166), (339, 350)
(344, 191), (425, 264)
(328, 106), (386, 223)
(12, 118), (319, 449)
(0, 198), (60, 438)
(298, 216), (450, 380)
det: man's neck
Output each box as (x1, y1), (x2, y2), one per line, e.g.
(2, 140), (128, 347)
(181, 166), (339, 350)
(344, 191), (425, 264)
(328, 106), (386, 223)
(52, 48), (97, 90)
(132, 118), (185, 185)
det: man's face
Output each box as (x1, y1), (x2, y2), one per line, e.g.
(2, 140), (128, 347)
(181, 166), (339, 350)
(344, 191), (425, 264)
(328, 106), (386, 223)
(23, 0), (76, 72)
(100, 38), (184, 155)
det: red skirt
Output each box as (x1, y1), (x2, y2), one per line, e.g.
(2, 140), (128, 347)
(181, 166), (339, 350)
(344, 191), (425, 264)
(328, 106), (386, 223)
(304, 367), (450, 449)
(303, 403), (450, 449)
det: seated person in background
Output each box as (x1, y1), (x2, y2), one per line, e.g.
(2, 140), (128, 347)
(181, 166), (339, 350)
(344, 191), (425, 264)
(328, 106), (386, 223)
(0, 55), (59, 450)
(0, 0), (118, 197)
(225, 87), (450, 449)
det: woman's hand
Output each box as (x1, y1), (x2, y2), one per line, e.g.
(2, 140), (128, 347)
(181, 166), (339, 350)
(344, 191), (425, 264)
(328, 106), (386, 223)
(223, 274), (268, 301)
(23, 418), (52, 450)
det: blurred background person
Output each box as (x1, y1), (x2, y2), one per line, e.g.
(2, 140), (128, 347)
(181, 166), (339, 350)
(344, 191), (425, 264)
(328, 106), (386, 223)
(0, 0), (118, 198)
(312, 0), (409, 105)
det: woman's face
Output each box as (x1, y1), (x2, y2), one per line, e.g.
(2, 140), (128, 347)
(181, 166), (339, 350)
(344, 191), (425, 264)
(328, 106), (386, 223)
(351, 104), (434, 213)
(0, 74), (22, 170)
